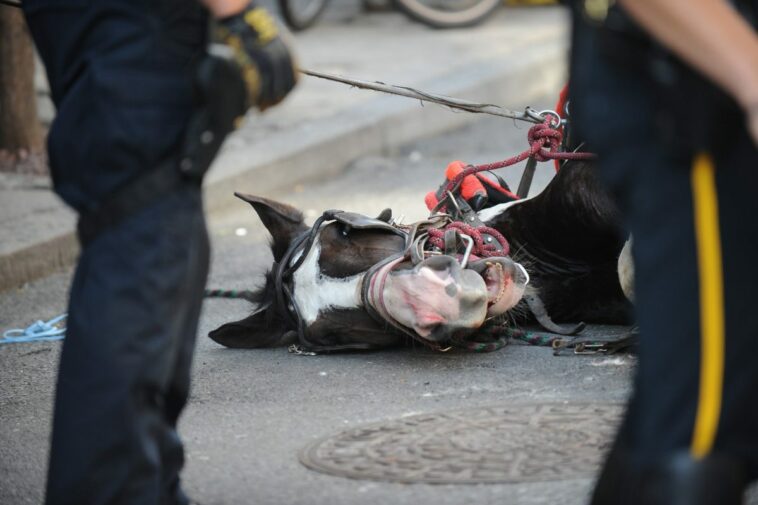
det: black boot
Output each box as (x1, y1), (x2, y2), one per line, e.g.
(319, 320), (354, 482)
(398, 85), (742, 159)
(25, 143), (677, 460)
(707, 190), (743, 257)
(591, 450), (748, 505)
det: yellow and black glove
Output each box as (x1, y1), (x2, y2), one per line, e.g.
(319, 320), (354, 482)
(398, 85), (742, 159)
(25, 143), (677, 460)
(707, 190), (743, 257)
(216, 2), (298, 111)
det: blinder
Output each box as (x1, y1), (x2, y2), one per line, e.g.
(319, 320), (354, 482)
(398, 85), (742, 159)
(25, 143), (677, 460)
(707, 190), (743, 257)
(331, 210), (406, 236)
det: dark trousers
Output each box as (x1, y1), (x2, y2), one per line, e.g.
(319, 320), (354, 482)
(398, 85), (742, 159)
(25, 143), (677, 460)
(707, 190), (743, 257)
(22, 1), (210, 503)
(49, 190), (210, 505)
(570, 7), (758, 487)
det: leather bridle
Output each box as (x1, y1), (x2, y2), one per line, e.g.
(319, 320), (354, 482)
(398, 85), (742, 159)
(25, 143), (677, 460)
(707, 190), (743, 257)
(273, 209), (465, 353)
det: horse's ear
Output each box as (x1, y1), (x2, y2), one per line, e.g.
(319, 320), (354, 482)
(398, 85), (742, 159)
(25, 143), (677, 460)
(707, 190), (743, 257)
(208, 303), (294, 348)
(234, 193), (308, 262)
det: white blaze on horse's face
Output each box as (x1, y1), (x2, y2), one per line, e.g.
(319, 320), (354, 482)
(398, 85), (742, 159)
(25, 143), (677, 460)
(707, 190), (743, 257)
(292, 239), (365, 324)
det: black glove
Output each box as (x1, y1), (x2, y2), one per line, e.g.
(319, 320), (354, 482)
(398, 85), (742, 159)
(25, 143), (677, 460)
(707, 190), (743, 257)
(216, 2), (298, 110)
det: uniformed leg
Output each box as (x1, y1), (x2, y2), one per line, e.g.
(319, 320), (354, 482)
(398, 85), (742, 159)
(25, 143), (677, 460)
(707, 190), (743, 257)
(588, 144), (758, 504)
(46, 188), (209, 505)
(707, 129), (758, 475)
(158, 245), (209, 505)
(570, 12), (758, 503)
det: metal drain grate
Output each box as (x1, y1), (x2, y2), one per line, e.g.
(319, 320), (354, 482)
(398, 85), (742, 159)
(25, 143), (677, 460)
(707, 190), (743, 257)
(300, 403), (622, 484)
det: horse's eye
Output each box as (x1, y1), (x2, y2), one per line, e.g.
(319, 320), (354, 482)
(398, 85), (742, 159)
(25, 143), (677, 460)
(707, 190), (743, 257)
(340, 225), (350, 237)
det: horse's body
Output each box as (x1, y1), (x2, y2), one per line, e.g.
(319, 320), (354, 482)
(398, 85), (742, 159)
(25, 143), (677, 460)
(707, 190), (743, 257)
(480, 160), (632, 324)
(209, 160), (633, 351)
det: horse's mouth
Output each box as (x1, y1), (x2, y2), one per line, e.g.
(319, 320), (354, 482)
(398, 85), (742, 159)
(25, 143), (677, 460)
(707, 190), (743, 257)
(468, 257), (529, 318)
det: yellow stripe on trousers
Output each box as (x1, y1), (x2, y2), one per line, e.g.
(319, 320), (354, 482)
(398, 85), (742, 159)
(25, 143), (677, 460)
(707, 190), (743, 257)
(690, 153), (725, 459)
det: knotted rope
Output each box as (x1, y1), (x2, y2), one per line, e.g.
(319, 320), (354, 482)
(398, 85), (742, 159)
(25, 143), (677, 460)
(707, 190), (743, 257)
(426, 221), (510, 257)
(444, 117), (597, 197)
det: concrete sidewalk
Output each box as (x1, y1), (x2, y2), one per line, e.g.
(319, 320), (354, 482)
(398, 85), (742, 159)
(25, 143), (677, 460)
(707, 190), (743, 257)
(0, 7), (568, 292)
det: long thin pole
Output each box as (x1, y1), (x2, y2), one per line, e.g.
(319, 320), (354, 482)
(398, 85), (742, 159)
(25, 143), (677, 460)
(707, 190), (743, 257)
(300, 69), (545, 124)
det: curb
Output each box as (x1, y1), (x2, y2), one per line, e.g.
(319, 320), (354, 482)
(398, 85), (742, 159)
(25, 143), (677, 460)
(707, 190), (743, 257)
(0, 39), (565, 292)
(0, 232), (79, 293)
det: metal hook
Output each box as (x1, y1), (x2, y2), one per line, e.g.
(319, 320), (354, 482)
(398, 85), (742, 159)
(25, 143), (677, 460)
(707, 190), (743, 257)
(446, 191), (462, 218)
(459, 234), (474, 269)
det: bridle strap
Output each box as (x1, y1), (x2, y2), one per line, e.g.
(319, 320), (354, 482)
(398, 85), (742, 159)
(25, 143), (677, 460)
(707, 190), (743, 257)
(360, 254), (419, 340)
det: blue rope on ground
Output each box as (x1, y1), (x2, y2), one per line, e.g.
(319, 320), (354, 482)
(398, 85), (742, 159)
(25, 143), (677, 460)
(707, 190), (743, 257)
(1, 313), (67, 345)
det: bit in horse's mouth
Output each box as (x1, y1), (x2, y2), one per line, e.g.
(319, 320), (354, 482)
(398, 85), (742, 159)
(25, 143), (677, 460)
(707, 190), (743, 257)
(483, 261), (507, 307)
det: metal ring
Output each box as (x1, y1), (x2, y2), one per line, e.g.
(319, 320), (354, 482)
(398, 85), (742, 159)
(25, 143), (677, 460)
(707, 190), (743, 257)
(538, 109), (562, 128)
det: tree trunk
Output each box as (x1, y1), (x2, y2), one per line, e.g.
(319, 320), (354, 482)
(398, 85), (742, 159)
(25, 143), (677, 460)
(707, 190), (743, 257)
(0, 6), (46, 174)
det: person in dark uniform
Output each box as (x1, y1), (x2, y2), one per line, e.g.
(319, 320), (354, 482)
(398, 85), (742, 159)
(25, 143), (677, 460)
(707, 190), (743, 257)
(568, 0), (758, 503)
(21, 0), (297, 503)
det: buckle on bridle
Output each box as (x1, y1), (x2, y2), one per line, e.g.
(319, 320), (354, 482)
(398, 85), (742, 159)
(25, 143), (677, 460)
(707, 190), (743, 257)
(551, 331), (638, 356)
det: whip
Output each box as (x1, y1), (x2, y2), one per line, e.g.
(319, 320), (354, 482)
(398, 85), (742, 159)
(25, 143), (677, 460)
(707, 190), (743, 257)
(300, 69), (552, 125)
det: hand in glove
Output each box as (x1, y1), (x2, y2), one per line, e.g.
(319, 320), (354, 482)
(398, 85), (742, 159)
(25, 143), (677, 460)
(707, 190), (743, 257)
(216, 2), (298, 111)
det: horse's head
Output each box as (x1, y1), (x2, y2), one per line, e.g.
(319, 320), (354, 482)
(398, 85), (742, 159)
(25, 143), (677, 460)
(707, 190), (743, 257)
(208, 194), (528, 351)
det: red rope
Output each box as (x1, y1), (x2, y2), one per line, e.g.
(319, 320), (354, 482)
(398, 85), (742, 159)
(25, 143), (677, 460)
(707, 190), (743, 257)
(428, 114), (596, 255)
(444, 118), (596, 196)
(427, 222), (510, 257)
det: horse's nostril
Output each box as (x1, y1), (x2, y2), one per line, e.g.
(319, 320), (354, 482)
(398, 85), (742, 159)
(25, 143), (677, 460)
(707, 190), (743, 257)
(427, 323), (453, 341)
(419, 255), (461, 282)
(423, 255), (459, 271)
(413, 320), (444, 339)
(445, 284), (458, 297)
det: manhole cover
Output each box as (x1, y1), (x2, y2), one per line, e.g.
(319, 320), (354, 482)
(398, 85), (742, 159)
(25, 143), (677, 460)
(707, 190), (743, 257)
(300, 403), (622, 484)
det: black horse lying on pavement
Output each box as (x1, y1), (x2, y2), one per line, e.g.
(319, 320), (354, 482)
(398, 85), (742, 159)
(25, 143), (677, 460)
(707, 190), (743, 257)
(208, 159), (634, 352)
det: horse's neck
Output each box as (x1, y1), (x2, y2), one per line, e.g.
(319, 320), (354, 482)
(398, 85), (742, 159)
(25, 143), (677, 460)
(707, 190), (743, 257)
(489, 161), (625, 267)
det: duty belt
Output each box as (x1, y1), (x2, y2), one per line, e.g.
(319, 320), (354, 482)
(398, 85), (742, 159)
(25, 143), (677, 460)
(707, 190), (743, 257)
(78, 48), (247, 246)
(76, 158), (191, 246)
